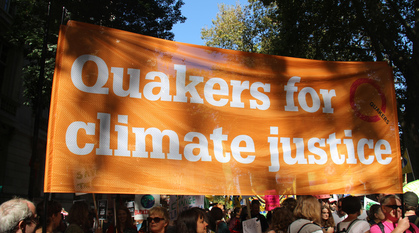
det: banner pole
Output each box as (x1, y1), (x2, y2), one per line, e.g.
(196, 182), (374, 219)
(42, 193), (50, 233)
(113, 199), (117, 227)
(92, 194), (100, 229)
(245, 198), (251, 219)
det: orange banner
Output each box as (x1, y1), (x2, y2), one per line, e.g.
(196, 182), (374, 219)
(45, 21), (402, 195)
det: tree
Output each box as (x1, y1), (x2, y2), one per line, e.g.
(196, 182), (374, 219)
(201, 0), (279, 54)
(3, 0), (186, 198)
(60, 0), (186, 40)
(261, 0), (418, 179)
(202, 0), (418, 179)
(5, 0), (186, 108)
(5, 0), (57, 108)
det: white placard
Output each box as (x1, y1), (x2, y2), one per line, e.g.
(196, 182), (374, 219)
(243, 218), (262, 233)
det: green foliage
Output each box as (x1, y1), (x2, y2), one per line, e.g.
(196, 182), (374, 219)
(261, 0), (415, 124)
(267, 0), (377, 61)
(60, 0), (186, 40)
(263, 0), (414, 64)
(4, 0), (186, 108)
(201, 4), (245, 50)
(201, 1), (279, 54)
(204, 0), (412, 121)
(22, 43), (57, 108)
(5, 0), (56, 107)
(204, 0), (419, 175)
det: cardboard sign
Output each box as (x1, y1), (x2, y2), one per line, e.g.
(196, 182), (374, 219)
(134, 194), (160, 220)
(243, 218), (262, 233)
(169, 195), (205, 221)
(98, 199), (107, 220)
(265, 191), (280, 211)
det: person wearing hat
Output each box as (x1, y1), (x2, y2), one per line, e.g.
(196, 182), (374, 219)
(404, 191), (419, 226)
(328, 197), (338, 212)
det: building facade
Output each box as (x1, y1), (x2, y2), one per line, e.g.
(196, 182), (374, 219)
(0, 0), (47, 203)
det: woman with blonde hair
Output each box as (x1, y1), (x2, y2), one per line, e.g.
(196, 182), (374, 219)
(288, 196), (323, 233)
(147, 206), (170, 233)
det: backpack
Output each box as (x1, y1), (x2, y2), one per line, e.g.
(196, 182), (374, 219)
(287, 221), (320, 233)
(336, 219), (359, 233)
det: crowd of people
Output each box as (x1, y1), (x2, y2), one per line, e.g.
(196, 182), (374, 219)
(1, 192), (419, 233)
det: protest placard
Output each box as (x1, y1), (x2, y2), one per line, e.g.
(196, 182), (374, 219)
(243, 218), (262, 233)
(169, 195), (204, 221)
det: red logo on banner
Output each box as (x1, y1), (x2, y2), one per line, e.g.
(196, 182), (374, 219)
(350, 78), (386, 122)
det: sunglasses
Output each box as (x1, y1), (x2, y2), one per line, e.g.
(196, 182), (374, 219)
(384, 205), (402, 210)
(147, 217), (164, 223)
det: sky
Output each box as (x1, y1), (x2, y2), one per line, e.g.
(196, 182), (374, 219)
(171, 0), (247, 46)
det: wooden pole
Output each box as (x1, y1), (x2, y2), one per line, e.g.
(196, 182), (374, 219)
(92, 194), (100, 229)
(245, 198), (251, 219)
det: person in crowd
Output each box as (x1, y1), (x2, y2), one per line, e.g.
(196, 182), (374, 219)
(336, 196), (369, 233)
(0, 197), (37, 233)
(103, 209), (115, 233)
(358, 207), (368, 221)
(376, 194), (387, 204)
(267, 207), (294, 233)
(134, 215), (146, 233)
(224, 208), (232, 224)
(266, 210), (273, 226)
(106, 206), (136, 233)
(404, 191), (419, 226)
(148, 206), (169, 233)
(208, 207), (229, 233)
(320, 205), (335, 233)
(175, 207), (208, 233)
(249, 199), (269, 232)
(213, 203), (225, 211)
(370, 194), (419, 233)
(332, 198), (346, 227)
(228, 207), (242, 233)
(282, 197), (297, 213)
(367, 204), (385, 226)
(240, 200), (268, 232)
(288, 195), (323, 233)
(320, 199), (330, 209)
(328, 198), (338, 213)
(65, 201), (99, 233)
(35, 200), (63, 233)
